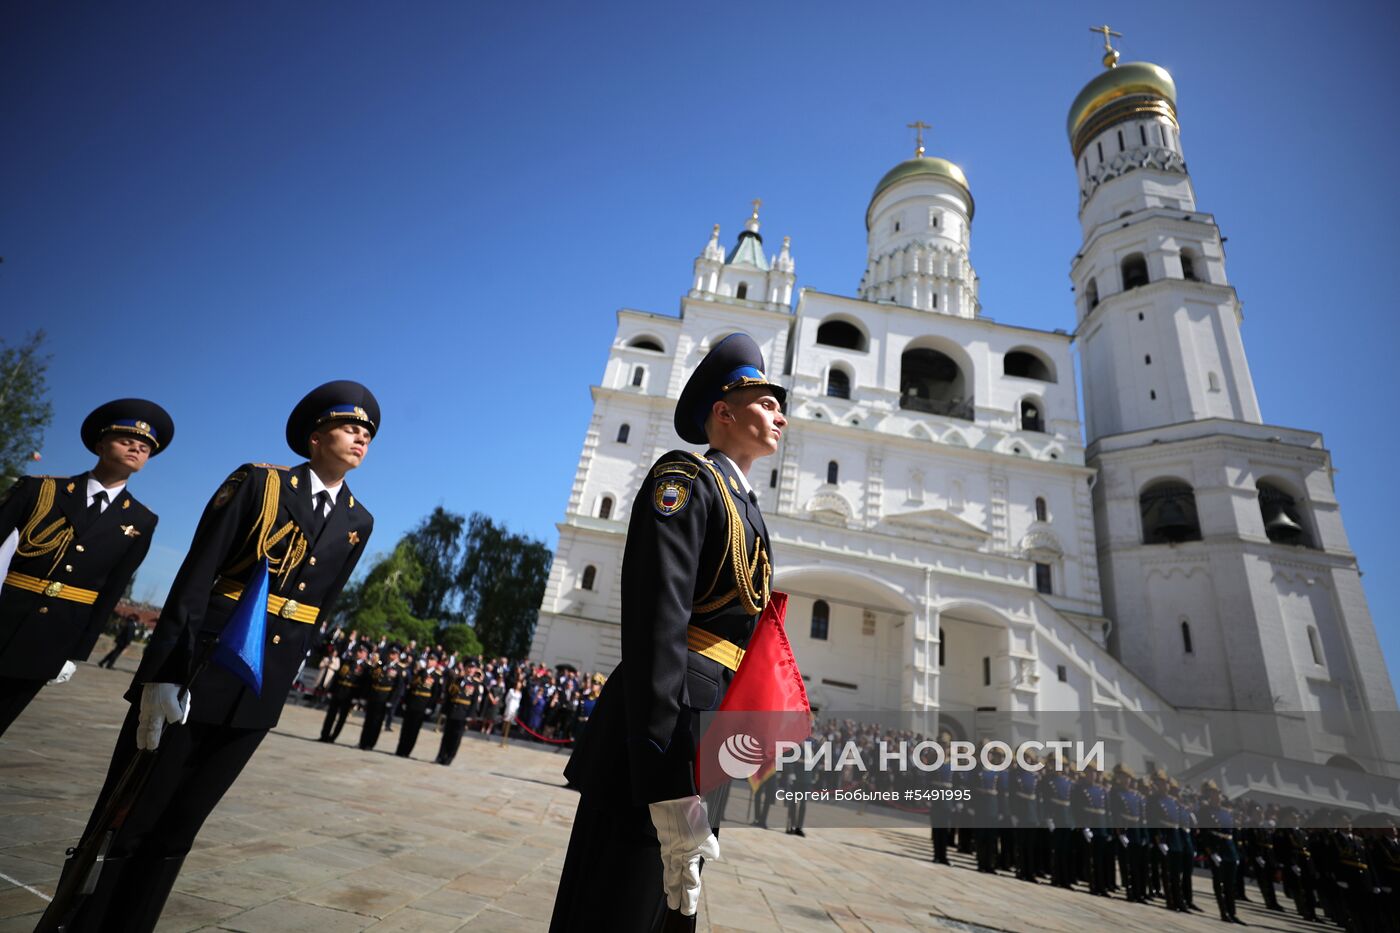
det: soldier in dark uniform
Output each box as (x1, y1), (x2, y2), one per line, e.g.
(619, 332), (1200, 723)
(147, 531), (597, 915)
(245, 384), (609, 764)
(395, 656), (442, 758)
(1275, 807), (1319, 922)
(1148, 770), (1183, 910)
(1046, 758), (1076, 888)
(550, 333), (785, 932)
(98, 613), (142, 669)
(1074, 764), (1109, 895)
(382, 644), (412, 732)
(972, 745), (1006, 873)
(0, 399), (171, 736)
(928, 732), (955, 865)
(1110, 767), (1146, 902)
(1175, 780), (1202, 912)
(436, 664), (477, 765)
(320, 642), (369, 742)
(1009, 748), (1040, 881)
(39, 382), (376, 933)
(1198, 780), (1243, 924)
(358, 645), (402, 750)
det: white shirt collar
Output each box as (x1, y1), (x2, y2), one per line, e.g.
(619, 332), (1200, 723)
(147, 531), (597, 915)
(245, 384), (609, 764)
(710, 451), (753, 496)
(308, 468), (342, 504)
(86, 475), (126, 506)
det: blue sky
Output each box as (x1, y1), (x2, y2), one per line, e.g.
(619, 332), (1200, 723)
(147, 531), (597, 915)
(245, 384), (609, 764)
(4, 2), (1398, 687)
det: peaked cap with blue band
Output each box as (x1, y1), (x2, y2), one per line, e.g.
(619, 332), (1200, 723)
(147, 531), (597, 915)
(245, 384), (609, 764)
(81, 398), (175, 455)
(674, 333), (786, 445)
(286, 380), (380, 458)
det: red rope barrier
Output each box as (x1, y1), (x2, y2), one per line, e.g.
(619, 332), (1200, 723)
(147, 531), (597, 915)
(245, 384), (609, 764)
(509, 717), (574, 745)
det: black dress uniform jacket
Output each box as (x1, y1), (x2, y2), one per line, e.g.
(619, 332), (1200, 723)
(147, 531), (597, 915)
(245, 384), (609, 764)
(0, 474), (157, 679)
(564, 448), (772, 806)
(131, 462), (371, 728)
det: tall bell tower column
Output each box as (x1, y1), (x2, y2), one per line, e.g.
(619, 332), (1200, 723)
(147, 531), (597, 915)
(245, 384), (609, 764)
(1071, 30), (1396, 744)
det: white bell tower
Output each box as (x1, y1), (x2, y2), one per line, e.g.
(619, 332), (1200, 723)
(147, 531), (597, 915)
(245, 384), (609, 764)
(1072, 30), (1396, 752)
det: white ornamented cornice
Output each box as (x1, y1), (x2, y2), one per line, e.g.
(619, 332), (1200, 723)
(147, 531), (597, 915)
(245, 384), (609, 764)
(1081, 145), (1187, 205)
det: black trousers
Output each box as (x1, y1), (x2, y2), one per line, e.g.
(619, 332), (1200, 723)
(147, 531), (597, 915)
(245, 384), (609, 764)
(44, 704), (267, 932)
(396, 706), (427, 757)
(358, 700), (387, 750)
(0, 676), (44, 738)
(320, 694), (354, 741)
(1211, 856), (1239, 919)
(99, 642), (131, 668)
(550, 783), (728, 933)
(436, 717), (467, 764)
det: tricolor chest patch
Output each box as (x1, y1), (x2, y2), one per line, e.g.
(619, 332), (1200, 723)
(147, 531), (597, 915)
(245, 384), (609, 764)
(653, 477), (692, 517)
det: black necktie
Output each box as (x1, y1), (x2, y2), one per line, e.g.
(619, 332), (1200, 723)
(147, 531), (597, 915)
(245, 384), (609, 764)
(87, 490), (108, 526)
(312, 491), (330, 538)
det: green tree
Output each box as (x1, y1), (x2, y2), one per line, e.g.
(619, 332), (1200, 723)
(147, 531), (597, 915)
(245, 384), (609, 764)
(349, 540), (437, 645)
(458, 513), (552, 658)
(404, 506), (466, 625)
(0, 331), (53, 485)
(437, 622), (483, 658)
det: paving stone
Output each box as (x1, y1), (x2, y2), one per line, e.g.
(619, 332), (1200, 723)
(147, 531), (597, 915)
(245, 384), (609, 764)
(0, 641), (1329, 933)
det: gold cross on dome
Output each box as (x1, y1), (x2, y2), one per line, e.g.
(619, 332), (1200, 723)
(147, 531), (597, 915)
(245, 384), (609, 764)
(907, 120), (931, 157)
(1091, 24), (1122, 69)
(750, 198), (762, 220)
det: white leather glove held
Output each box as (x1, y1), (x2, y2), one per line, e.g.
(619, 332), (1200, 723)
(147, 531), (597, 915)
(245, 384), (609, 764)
(137, 683), (191, 750)
(48, 660), (78, 685)
(649, 795), (721, 917)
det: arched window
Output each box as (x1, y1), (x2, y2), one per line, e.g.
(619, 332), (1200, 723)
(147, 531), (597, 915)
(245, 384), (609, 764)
(599, 496), (614, 520)
(628, 336), (664, 352)
(900, 347), (973, 420)
(735, 282), (749, 300)
(769, 468), (778, 488)
(938, 628), (945, 666)
(982, 657), (991, 686)
(810, 600), (830, 641)
(1035, 563), (1053, 594)
(1121, 253), (1149, 290)
(631, 366), (644, 387)
(826, 461), (839, 484)
(1020, 399), (1045, 433)
(616, 423), (630, 443)
(1035, 497), (1048, 522)
(1086, 277), (1100, 310)
(1180, 249), (1199, 282)
(1140, 480), (1203, 544)
(1307, 626), (1323, 665)
(816, 319), (867, 351)
(826, 368), (851, 399)
(1258, 481), (1314, 547)
(1181, 620), (1193, 654)
(581, 565), (597, 591)
(1004, 349), (1055, 382)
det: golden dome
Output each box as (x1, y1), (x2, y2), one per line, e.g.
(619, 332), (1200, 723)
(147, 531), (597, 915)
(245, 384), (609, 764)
(866, 156), (974, 228)
(1067, 61), (1177, 157)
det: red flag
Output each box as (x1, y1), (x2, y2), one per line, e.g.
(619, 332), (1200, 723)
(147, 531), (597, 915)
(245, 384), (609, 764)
(695, 592), (812, 795)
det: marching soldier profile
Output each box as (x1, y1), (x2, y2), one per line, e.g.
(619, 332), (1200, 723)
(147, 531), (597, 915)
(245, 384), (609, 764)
(358, 644), (403, 750)
(435, 662), (478, 765)
(38, 381), (376, 933)
(0, 399), (171, 737)
(551, 333), (786, 932)
(395, 655), (442, 757)
(321, 641), (370, 742)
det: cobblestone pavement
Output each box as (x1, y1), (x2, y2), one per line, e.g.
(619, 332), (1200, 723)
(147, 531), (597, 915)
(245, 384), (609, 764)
(0, 643), (1326, 932)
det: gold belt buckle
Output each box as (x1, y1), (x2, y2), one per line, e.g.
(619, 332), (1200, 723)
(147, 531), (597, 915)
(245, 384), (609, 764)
(44, 581), (64, 598)
(280, 599), (300, 619)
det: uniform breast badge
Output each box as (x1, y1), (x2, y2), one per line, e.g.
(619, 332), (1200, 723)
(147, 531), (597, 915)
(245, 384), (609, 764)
(66, 482), (76, 493)
(348, 531), (360, 545)
(120, 524), (140, 537)
(654, 478), (691, 516)
(728, 475), (740, 494)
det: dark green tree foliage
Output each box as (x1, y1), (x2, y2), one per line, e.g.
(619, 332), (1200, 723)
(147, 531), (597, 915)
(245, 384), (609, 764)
(458, 512), (552, 658)
(350, 540), (436, 645)
(438, 622), (483, 659)
(0, 331), (53, 484)
(404, 506), (466, 624)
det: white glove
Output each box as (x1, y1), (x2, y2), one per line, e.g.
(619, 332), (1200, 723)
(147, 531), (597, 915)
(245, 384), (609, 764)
(649, 795), (721, 916)
(137, 683), (191, 750)
(47, 660), (78, 685)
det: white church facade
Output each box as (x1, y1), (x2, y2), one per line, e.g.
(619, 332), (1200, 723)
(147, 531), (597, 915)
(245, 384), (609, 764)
(529, 48), (1398, 783)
